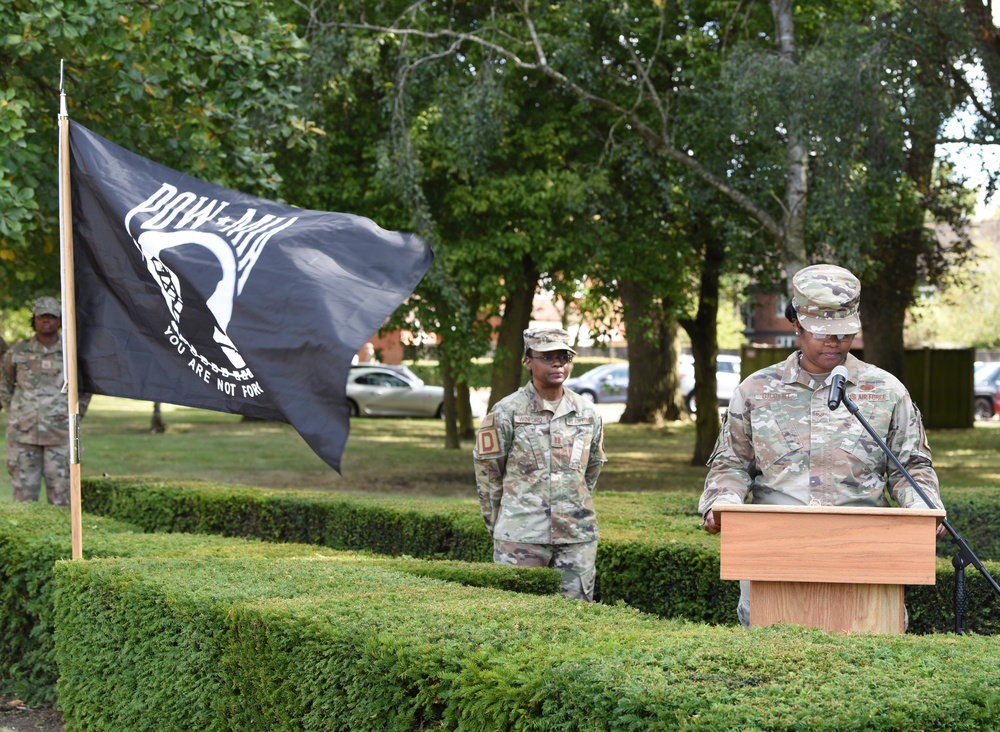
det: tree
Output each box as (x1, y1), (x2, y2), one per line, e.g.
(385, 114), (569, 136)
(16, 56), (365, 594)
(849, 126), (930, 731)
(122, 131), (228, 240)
(274, 0), (611, 443)
(945, 0), (1000, 200)
(1, 0), (307, 307)
(335, 0), (985, 386)
(906, 222), (1000, 348)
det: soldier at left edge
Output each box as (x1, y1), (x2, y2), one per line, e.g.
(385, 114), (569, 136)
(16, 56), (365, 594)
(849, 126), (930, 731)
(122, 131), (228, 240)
(0, 296), (91, 506)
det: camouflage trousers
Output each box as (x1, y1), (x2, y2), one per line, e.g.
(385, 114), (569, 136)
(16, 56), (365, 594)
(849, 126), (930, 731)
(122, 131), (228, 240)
(6, 440), (70, 506)
(493, 540), (597, 602)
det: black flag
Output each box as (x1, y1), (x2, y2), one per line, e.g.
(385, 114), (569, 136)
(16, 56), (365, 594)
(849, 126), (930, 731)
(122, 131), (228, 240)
(69, 122), (433, 472)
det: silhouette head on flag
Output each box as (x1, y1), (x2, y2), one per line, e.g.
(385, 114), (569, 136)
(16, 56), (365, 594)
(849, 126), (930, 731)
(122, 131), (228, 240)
(69, 122), (433, 472)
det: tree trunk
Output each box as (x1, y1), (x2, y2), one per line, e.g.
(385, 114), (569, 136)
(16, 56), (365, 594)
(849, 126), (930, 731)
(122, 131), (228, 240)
(441, 356), (460, 449)
(770, 0), (809, 289)
(488, 256), (538, 409)
(858, 253), (913, 379)
(619, 280), (684, 424)
(964, 0), (1000, 102)
(861, 52), (948, 379)
(679, 232), (725, 465)
(456, 381), (475, 440)
(150, 402), (166, 433)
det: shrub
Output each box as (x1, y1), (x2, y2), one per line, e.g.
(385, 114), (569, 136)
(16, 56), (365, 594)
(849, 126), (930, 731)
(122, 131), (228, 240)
(54, 554), (1000, 731)
(80, 478), (1000, 635)
(0, 502), (557, 703)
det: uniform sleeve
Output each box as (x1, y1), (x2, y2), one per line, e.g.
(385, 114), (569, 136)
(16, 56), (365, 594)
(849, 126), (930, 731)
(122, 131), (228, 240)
(886, 396), (943, 512)
(585, 414), (607, 493)
(472, 407), (511, 535)
(0, 348), (15, 412)
(698, 389), (756, 517)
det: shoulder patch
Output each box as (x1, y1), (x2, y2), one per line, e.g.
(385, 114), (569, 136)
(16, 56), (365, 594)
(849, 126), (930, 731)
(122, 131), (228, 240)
(481, 412), (496, 428)
(476, 423), (502, 457)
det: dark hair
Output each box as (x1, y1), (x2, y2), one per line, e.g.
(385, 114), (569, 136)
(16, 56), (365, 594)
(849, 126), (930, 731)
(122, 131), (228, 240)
(784, 299), (797, 324)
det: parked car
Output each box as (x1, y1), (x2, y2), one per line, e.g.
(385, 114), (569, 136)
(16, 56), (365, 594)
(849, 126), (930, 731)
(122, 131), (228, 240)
(345, 365), (483, 418)
(974, 361), (1000, 421)
(564, 356), (742, 412)
(564, 362), (629, 403)
(679, 354), (742, 414)
(995, 384), (1000, 419)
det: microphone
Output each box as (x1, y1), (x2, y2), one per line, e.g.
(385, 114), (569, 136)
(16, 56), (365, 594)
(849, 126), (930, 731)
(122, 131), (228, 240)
(827, 364), (849, 411)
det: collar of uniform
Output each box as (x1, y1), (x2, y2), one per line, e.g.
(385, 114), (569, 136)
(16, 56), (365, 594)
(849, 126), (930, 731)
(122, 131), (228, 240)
(841, 353), (861, 384)
(524, 380), (579, 418)
(779, 351), (807, 386)
(781, 351), (860, 387)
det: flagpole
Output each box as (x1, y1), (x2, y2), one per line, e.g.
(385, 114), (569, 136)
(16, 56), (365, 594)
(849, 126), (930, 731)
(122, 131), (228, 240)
(58, 61), (84, 560)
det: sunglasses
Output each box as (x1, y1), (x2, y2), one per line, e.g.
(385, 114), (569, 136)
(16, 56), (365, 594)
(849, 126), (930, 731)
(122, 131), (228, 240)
(532, 352), (574, 365)
(804, 331), (854, 342)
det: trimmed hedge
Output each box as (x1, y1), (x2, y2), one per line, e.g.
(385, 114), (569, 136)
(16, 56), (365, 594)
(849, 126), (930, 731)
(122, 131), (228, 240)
(54, 555), (1000, 731)
(80, 477), (1000, 635)
(0, 502), (559, 703)
(82, 476), (487, 558)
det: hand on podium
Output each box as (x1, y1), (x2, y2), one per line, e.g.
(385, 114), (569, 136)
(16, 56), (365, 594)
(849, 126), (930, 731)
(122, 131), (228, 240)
(702, 510), (720, 534)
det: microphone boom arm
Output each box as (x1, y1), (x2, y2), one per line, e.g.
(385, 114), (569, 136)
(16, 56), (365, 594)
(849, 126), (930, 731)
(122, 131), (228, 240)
(841, 393), (1000, 632)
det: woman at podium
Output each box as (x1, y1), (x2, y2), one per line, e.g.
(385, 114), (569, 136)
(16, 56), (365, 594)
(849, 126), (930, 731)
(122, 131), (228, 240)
(697, 264), (945, 629)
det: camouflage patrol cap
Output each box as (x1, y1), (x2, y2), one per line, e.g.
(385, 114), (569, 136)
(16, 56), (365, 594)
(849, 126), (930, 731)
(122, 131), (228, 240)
(791, 264), (861, 335)
(523, 327), (577, 355)
(33, 296), (61, 318)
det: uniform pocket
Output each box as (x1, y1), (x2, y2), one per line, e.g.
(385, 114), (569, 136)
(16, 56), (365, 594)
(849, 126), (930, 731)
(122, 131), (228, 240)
(840, 401), (892, 470)
(749, 401), (804, 472)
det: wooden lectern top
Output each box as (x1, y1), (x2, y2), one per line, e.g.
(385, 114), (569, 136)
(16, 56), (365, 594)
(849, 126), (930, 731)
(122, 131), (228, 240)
(713, 504), (945, 585)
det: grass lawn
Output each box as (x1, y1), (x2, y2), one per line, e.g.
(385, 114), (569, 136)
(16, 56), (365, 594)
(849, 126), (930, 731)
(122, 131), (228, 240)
(0, 395), (997, 503)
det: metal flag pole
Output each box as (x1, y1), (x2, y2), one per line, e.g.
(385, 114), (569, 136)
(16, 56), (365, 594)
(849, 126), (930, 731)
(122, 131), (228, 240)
(58, 60), (84, 560)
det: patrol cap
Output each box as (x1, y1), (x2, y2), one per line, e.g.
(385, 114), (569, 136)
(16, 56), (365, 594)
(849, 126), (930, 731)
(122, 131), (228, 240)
(791, 264), (861, 335)
(523, 327), (577, 355)
(33, 296), (61, 318)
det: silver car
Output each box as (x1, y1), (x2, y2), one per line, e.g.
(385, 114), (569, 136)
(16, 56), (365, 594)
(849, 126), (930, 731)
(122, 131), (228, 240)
(346, 365), (483, 418)
(679, 354), (742, 413)
(563, 362), (630, 403)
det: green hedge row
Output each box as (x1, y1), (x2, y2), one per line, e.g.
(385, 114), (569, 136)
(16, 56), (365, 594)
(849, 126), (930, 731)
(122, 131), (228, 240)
(80, 477), (1000, 635)
(53, 554), (1000, 732)
(0, 502), (559, 703)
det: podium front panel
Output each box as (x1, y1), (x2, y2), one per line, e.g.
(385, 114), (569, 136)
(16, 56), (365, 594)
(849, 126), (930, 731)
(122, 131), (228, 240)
(750, 581), (905, 634)
(715, 505), (942, 585)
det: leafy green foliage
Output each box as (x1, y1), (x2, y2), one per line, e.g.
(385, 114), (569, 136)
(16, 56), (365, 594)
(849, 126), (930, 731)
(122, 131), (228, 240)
(0, 0), (307, 307)
(4, 472), (1000, 720)
(52, 549), (1000, 731)
(907, 230), (1000, 348)
(78, 476), (1000, 634)
(0, 500), (556, 703)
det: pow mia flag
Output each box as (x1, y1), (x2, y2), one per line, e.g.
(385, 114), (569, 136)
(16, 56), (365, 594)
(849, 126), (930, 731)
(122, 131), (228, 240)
(69, 122), (432, 472)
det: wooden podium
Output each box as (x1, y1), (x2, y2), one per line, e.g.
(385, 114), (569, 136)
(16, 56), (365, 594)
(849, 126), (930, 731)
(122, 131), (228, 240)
(713, 504), (945, 634)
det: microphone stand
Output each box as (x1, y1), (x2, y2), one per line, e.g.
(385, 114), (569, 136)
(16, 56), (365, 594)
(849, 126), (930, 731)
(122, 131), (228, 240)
(841, 393), (1000, 634)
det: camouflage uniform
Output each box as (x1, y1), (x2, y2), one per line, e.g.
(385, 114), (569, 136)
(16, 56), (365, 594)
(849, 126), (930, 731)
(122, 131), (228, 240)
(699, 264), (943, 628)
(474, 329), (607, 601)
(0, 298), (90, 505)
(699, 351), (941, 516)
